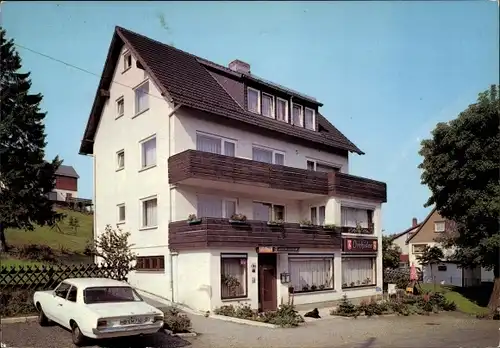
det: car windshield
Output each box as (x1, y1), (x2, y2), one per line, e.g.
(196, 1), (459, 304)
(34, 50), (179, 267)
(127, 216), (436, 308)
(83, 286), (143, 304)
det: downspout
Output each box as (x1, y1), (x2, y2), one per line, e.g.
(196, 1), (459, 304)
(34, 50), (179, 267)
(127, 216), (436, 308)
(83, 152), (97, 263)
(167, 103), (182, 303)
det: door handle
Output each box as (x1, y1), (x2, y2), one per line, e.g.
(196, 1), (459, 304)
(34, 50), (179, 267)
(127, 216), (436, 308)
(58, 304), (63, 306)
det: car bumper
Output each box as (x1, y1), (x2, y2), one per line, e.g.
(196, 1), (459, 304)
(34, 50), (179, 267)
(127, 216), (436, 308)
(91, 322), (164, 339)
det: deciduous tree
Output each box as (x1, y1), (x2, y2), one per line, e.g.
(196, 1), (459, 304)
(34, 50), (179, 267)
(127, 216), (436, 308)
(419, 84), (500, 312)
(0, 27), (62, 252)
(382, 235), (402, 269)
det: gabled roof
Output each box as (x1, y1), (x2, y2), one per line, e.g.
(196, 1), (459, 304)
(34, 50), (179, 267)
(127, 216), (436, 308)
(388, 222), (422, 242)
(55, 165), (79, 179)
(406, 207), (437, 244)
(79, 26), (363, 156)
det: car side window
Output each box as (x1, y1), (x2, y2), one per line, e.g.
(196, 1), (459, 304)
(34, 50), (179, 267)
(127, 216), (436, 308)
(54, 282), (71, 299)
(67, 286), (78, 302)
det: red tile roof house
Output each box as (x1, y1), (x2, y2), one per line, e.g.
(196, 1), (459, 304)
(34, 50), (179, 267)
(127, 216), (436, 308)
(79, 26), (387, 313)
(48, 165), (79, 202)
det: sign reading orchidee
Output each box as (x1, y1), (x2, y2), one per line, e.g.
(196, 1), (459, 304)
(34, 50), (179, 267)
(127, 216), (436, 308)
(343, 238), (378, 252)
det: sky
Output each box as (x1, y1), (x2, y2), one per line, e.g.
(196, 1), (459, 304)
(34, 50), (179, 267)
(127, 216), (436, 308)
(2, 1), (498, 235)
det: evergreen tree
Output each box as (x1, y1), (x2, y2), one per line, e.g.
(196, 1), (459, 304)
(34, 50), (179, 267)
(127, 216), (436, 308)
(0, 27), (62, 252)
(419, 85), (500, 312)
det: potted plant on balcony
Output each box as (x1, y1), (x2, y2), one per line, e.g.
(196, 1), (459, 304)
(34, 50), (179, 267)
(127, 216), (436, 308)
(229, 213), (247, 224)
(299, 219), (314, 229)
(322, 223), (339, 233)
(267, 219), (284, 227)
(187, 214), (202, 225)
(349, 222), (366, 234)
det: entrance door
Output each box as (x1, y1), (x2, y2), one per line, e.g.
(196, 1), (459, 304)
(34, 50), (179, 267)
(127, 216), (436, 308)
(258, 253), (277, 312)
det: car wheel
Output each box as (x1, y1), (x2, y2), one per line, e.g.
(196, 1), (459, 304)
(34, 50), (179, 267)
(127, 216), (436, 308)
(71, 322), (86, 347)
(37, 306), (50, 327)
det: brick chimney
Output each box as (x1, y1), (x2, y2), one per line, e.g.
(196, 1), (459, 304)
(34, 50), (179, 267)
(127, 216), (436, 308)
(412, 217), (418, 227)
(228, 59), (251, 74)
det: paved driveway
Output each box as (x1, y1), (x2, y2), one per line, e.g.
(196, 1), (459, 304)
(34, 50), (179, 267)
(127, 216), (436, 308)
(1, 312), (498, 348)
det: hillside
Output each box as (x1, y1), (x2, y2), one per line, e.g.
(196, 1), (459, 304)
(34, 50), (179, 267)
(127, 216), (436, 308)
(5, 208), (93, 254)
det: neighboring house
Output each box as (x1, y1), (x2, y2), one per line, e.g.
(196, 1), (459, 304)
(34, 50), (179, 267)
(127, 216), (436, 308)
(48, 165), (79, 202)
(79, 26), (387, 313)
(389, 217), (421, 268)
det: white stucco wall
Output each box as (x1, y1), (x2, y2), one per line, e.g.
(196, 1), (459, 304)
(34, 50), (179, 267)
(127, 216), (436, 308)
(52, 189), (78, 201)
(392, 233), (410, 255)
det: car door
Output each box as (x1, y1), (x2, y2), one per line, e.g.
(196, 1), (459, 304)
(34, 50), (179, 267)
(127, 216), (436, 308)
(52, 282), (71, 326)
(59, 285), (79, 329)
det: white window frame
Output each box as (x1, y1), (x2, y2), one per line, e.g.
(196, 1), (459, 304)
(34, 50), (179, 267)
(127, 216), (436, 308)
(310, 205), (326, 225)
(292, 103), (303, 127)
(247, 87), (261, 114)
(252, 145), (285, 165)
(261, 93), (274, 118)
(288, 255), (334, 292)
(139, 135), (156, 170)
(123, 51), (132, 72)
(116, 149), (125, 171)
(116, 97), (124, 119)
(434, 221), (445, 232)
(117, 203), (126, 224)
(341, 255), (376, 289)
(252, 201), (286, 221)
(276, 97), (289, 123)
(306, 158), (341, 172)
(140, 195), (158, 230)
(304, 107), (316, 131)
(341, 206), (373, 229)
(196, 132), (237, 156)
(134, 80), (150, 116)
(220, 253), (248, 299)
(412, 243), (427, 254)
(197, 195), (238, 218)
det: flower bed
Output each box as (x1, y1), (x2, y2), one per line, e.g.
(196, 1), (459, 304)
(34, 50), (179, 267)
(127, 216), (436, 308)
(330, 293), (457, 318)
(161, 306), (192, 333)
(213, 303), (304, 328)
(0, 290), (37, 318)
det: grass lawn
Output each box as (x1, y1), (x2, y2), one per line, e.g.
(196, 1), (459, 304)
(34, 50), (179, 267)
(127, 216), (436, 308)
(0, 258), (47, 268)
(421, 283), (491, 316)
(4, 208), (93, 254)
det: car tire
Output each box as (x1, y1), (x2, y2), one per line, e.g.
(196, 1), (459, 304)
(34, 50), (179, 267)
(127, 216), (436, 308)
(71, 322), (86, 347)
(37, 306), (50, 327)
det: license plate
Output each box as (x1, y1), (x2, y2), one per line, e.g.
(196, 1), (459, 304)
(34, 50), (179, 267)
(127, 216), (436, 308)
(120, 317), (148, 325)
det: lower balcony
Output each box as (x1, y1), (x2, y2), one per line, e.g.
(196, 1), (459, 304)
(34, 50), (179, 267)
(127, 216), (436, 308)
(168, 218), (341, 251)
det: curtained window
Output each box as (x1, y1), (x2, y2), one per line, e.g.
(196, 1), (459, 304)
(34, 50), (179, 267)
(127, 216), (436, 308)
(276, 98), (288, 122)
(292, 104), (303, 126)
(136, 256), (165, 271)
(310, 206), (326, 225)
(341, 207), (371, 228)
(252, 146), (285, 165)
(221, 254), (247, 299)
(289, 257), (334, 292)
(141, 197), (157, 228)
(135, 81), (149, 114)
(196, 133), (235, 157)
(197, 195), (236, 218)
(304, 108), (315, 130)
(247, 88), (259, 113)
(342, 257), (376, 288)
(262, 93), (274, 117)
(253, 202), (284, 221)
(141, 137), (156, 168)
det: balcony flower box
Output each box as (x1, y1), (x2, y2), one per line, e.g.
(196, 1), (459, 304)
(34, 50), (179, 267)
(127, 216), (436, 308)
(322, 224), (339, 233)
(187, 214), (202, 225)
(299, 220), (315, 229)
(267, 220), (284, 227)
(229, 213), (247, 225)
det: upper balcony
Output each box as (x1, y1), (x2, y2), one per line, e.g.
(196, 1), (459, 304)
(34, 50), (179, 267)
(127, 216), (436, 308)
(168, 150), (387, 202)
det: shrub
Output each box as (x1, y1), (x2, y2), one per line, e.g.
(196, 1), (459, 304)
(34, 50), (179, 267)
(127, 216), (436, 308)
(258, 304), (304, 327)
(429, 292), (456, 311)
(331, 295), (359, 317)
(17, 244), (56, 263)
(388, 300), (412, 316)
(234, 303), (255, 319)
(0, 290), (36, 317)
(213, 304), (237, 317)
(162, 307), (192, 333)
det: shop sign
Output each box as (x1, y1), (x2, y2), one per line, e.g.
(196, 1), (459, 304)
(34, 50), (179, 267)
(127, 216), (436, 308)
(343, 238), (378, 252)
(257, 246), (300, 253)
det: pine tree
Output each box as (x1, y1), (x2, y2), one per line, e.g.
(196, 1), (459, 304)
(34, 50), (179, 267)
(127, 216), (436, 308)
(0, 27), (62, 252)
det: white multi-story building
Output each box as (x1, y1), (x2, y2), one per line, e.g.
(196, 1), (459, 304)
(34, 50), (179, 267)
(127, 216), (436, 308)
(79, 26), (387, 312)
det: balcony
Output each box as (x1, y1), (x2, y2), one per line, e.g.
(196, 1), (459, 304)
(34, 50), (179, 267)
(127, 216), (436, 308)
(168, 218), (341, 251)
(168, 150), (387, 202)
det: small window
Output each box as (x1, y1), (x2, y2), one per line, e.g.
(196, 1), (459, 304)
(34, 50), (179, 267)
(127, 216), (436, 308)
(116, 97), (124, 118)
(307, 160), (316, 171)
(135, 81), (149, 115)
(310, 205), (326, 225)
(117, 204), (126, 223)
(437, 265), (447, 271)
(141, 197), (158, 228)
(434, 221), (445, 232)
(196, 133), (235, 157)
(117, 150), (125, 170)
(276, 98), (288, 122)
(307, 159), (339, 173)
(136, 256), (165, 271)
(67, 286), (78, 302)
(247, 88), (260, 114)
(252, 146), (285, 165)
(123, 52), (132, 71)
(221, 254), (247, 299)
(305, 108), (315, 130)
(261, 93), (274, 118)
(292, 104), (303, 127)
(253, 202), (285, 221)
(197, 195), (236, 218)
(55, 282), (71, 299)
(341, 207), (373, 229)
(140, 136), (156, 169)
(412, 244), (427, 254)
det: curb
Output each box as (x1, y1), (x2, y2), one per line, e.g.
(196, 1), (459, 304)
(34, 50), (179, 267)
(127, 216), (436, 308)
(209, 314), (279, 328)
(1, 316), (38, 324)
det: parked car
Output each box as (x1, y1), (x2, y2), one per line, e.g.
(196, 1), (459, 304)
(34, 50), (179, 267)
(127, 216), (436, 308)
(33, 278), (164, 346)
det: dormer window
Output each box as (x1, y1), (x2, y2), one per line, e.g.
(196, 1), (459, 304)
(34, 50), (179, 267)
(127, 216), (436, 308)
(276, 98), (288, 122)
(261, 93), (274, 118)
(305, 108), (315, 130)
(247, 88), (260, 114)
(292, 104), (303, 127)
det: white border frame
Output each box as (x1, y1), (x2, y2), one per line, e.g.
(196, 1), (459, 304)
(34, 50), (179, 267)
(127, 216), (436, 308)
(117, 203), (126, 224)
(139, 194), (158, 230)
(252, 201), (286, 221)
(133, 80), (150, 117)
(304, 107), (316, 131)
(115, 96), (124, 119)
(138, 134), (157, 171)
(116, 149), (125, 171)
(123, 50), (132, 72)
(292, 103), (303, 127)
(247, 87), (261, 114)
(252, 144), (286, 165)
(195, 131), (237, 156)
(261, 92), (275, 118)
(276, 97), (289, 123)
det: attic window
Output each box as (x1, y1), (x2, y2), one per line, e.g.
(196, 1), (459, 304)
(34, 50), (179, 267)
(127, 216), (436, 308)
(247, 88), (260, 114)
(123, 52), (132, 71)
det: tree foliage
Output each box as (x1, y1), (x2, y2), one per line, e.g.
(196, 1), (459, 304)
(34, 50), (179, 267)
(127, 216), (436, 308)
(88, 224), (136, 280)
(382, 235), (402, 269)
(417, 245), (444, 267)
(0, 27), (62, 251)
(419, 84), (500, 310)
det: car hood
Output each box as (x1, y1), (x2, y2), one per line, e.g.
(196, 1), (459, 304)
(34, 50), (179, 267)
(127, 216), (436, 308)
(87, 301), (162, 318)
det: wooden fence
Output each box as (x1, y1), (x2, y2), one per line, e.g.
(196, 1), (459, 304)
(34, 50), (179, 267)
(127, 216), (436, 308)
(0, 264), (125, 291)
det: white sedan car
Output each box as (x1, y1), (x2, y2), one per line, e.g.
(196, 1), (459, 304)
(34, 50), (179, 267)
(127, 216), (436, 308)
(33, 278), (164, 346)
